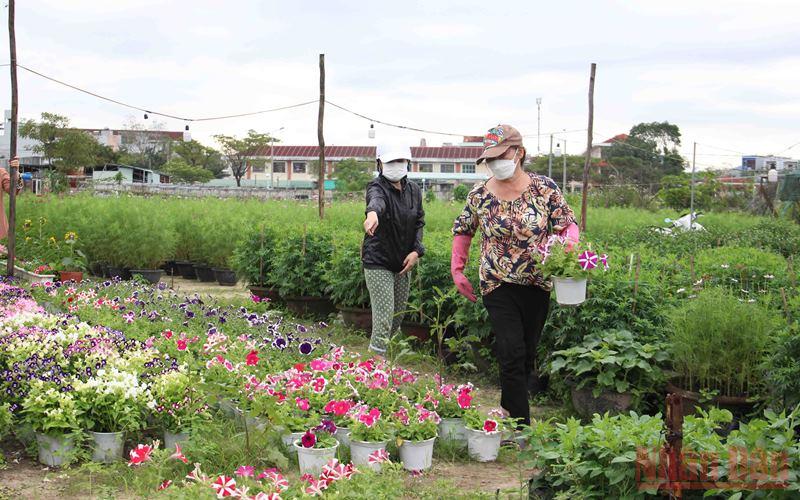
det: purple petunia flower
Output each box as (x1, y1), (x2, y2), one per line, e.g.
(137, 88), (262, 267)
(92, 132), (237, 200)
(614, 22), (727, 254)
(299, 342), (314, 355)
(273, 337), (287, 350)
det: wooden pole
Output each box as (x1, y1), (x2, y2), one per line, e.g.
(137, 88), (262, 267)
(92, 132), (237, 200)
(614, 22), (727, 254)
(6, 0), (19, 277)
(317, 54), (326, 219)
(664, 393), (684, 499)
(579, 63), (596, 232)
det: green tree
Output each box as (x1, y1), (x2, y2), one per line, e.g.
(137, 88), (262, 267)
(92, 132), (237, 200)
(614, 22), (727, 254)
(161, 158), (214, 184)
(526, 154), (602, 186)
(333, 158), (373, 191)
(19, 112), (102, 174)
(605, 121), (686, 183)
(214, 130), (274, 187)
(118, 118), (172, 170)
(453, 184), (470, 202)
(657, 171), (720, 211)
(172, 140), (226, 178)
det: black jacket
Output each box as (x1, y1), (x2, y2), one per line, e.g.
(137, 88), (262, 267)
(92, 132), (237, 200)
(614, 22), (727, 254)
(361, 175), (425, 273)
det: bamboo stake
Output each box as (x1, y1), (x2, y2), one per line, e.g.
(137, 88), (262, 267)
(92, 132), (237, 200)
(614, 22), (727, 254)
(579, 63), (596, 232)
(317, 54), (326, 219)
(6, 0), (19, 277)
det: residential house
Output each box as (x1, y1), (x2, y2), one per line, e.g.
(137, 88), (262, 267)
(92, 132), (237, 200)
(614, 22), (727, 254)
(589, 134), (628, 159)
(85, 163), (171, 185)
(740, 155), (798, 173)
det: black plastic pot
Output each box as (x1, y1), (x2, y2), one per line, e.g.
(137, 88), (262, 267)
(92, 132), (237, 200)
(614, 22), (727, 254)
(194, 264), (217, 282)
(339, 306), (372, 332)
(106, 266), (130, 280)
(89, 262), (105, 277)
(162, 260), (178, 276)
(284, 295), (336, 319)
(249, 286), (282, 303)
(213, 268), (238, 286)
(130, 269), (164, 285)
(400, 321), (431, 341)
(176, 261), (197, 280)
(570, 386), (633, 418)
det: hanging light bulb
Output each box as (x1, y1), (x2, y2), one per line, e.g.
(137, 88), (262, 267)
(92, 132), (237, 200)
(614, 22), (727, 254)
(143, 113), (149, 120)
(183, 124), (191, 142)
(368, 123), (375, 139)
(554, 142), (562, 158)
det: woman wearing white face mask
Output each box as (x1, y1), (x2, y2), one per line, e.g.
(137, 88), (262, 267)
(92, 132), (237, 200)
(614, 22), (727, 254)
(450, 124), (580, 429)
(362, 144), (425, 355)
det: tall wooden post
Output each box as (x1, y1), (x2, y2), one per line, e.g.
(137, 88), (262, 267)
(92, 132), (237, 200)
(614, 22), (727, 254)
(317, 54), (326, 219)
(579, 63), (596, 232)
(6, 0), (19, 277)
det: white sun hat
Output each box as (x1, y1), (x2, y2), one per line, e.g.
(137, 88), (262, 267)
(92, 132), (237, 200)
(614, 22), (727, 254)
(376, 143), (412, 163)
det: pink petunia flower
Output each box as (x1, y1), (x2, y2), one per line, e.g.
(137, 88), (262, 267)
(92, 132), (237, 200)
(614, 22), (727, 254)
(301, 430), (316, 448)
(259, 471), (289, 492)
(295, 397), (310, 411)
(211, 475), (237, 498)
(368, 449), (390, 464)
(482, 419), (499, 434)
(235, 465), (255, 477)
(157, 480), (172, 491)
(128, 444), (153, 466)
(246, 350), (260, 366)
(170, 443), (188, 463)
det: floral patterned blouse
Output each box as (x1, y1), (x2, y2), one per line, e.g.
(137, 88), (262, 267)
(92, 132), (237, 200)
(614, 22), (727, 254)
(452, 172), (576, 296)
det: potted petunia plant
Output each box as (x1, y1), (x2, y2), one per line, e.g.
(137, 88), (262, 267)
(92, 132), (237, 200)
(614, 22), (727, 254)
(537, 235), (608, 306)
(150, 371), (212, 449)
(393, 405), (440, 472)
(348, 406), (393, 472)
(21, 382), (82, 467)
(294, 422), (340, 476)
(463, 408), (509, 462)
(431, 382), (475, 445)
(74, 367), (153, 463)
(322, 398), (356, 447)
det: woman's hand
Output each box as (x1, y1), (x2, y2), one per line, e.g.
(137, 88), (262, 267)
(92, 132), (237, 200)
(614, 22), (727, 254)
(363, 211), (379, 236)
(399, 251), (419, 275)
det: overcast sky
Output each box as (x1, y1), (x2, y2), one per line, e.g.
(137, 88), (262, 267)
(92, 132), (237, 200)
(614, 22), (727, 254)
(2, 0), (798, 170)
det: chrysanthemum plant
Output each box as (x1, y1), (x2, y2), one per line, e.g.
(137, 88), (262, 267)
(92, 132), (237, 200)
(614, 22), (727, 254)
(536, 235), (608, 279)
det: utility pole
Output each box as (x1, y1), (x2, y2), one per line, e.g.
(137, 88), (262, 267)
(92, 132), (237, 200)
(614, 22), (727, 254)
(6, 0), (19, 277)
(689, 141), (696, 227)
(547, 134), (553, 178)
(317, 54), (325, 219)
(562, 139), (568, 190)
(536, 97), (542, 154)
(579, 63), (596, 233)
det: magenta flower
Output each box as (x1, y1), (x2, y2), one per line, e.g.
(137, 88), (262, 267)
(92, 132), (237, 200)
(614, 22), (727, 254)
(235, 465), (255, 477)
(301, 430), (316, 448)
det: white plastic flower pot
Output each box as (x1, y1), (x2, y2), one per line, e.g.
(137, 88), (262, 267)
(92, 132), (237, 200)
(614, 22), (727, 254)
(465, 427), (502, 462)
(552, 277), (587, 305)
(164, 430), (189, 450)
(349, 439), (388, 472)
(294, 440), (339, 476)
(36, 433), (75, 467)
(398, 436), (436, 471)
(282, 431), (305, 454)
(438, 418), (466, 444)
(334, 427), (351, 448)
(89, 431), (125, 463)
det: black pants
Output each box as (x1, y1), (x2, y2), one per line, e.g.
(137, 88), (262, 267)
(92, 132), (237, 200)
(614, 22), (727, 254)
(482, 283), (550, 428)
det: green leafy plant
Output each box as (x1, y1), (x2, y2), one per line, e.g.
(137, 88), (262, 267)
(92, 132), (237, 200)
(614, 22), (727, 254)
(323, 232), (370, 308)
(21, 382), (82, 435)
(231, 224), (276, 286)
(669, 288), (780, 397)
(270, 228), (332, 297)
(462, 408), (509, 434)
(73, 367), (152, 433)
(549, 329), (668, 397)
(349, 417), (393, 443)
(150, 371), (212, 433)
(393, 406), (439, 442)
(538, 236), (605, 279)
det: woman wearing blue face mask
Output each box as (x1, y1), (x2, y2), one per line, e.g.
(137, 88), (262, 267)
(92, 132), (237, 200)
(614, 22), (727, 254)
(451, 124), (580, 429)
(362, 144), (425, 355)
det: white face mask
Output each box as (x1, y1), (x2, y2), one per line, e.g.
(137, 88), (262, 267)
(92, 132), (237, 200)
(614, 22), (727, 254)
(487, 150), (519, 180)
(382, 160), (408, 182)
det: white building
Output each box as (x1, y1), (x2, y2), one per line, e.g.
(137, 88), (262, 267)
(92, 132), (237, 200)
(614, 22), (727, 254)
(741, 155), (798, 172)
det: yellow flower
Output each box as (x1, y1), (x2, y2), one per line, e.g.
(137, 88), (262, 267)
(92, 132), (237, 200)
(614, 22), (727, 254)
(48, 236), (56, 244)
(64, 231), (77, 242)
(38, 216), (47, 225)
(22, 219), (32, 230)
(25, 236), (31, 243)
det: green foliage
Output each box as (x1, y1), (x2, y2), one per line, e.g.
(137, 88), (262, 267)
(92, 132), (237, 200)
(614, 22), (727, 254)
(161, 158), (214, 184)
(425, 189), (436, 203)
(231, 224), (276, 286)
(322, 232), (370, 308)
(73, 368), (150, 433)
(21, 382), (83, 435)
(669, 288), (780, 397)
(658, 171), (722, 211)
(116, 203), (177, 269)
(334, 158), (374, 191)
(538, 239), (602, 279)
(349, 419), (392, 443)
(270, 228), (332, 297)
(549, 329), (668, 397)
(764, 320), (800, 410)
(214, 130), (275, 187)
(172, 139), (226, 178)
(393, 406), (438, 441)
(150, 371), (212, 433)
(19, 112), (104, 174)
(453, 184), (470, 202)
